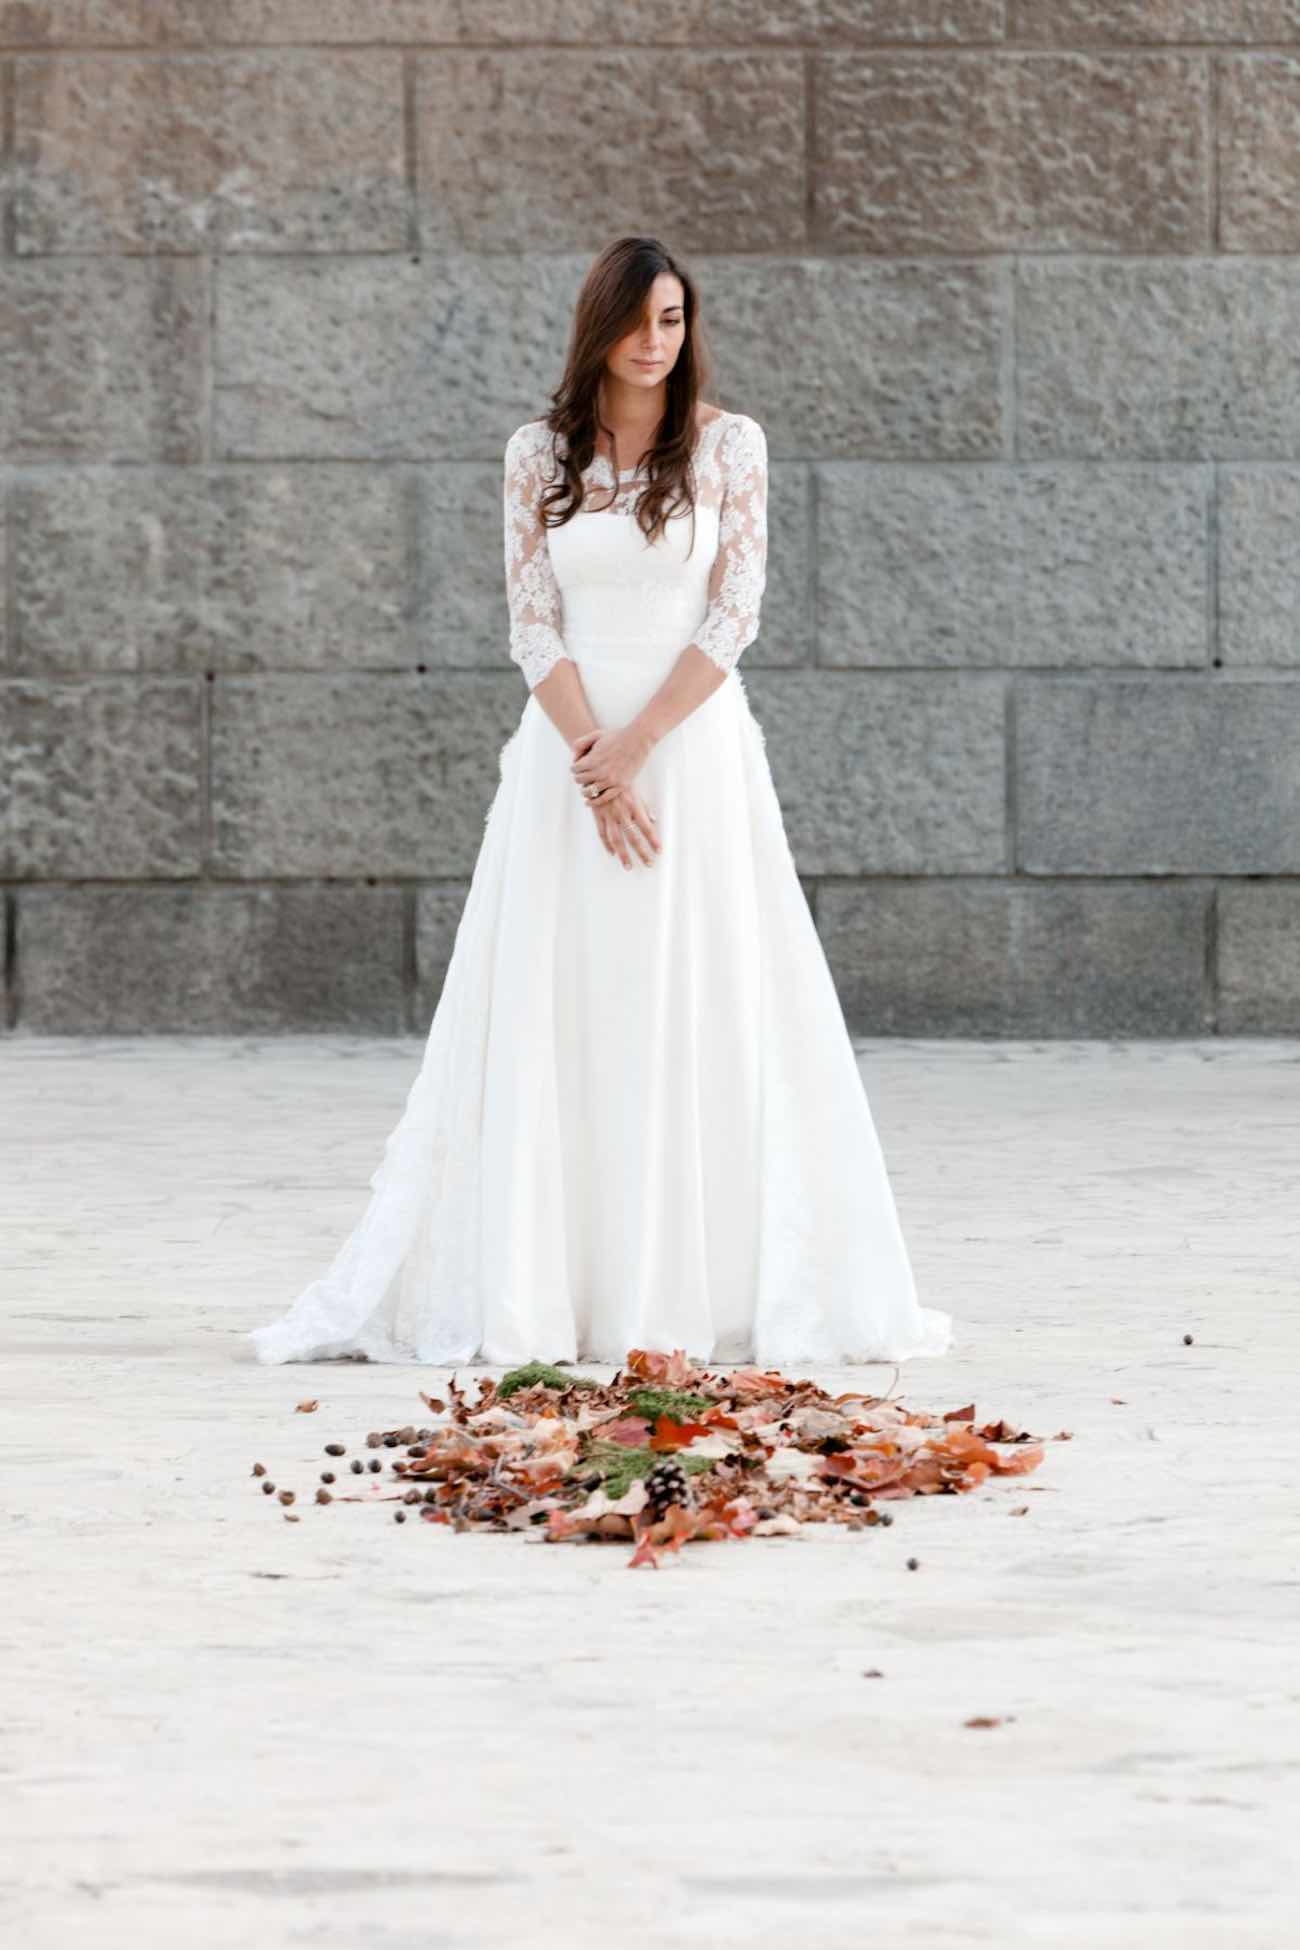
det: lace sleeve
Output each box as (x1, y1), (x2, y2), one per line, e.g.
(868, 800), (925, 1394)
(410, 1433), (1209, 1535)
(503, 422), (570, 691)
(692, 413), (768, 677)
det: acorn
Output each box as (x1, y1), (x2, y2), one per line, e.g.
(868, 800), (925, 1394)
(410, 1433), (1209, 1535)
(350, 1459), (364, 1475)
(324, 1442), (346, 1457)
(383, 1435), (398, 1448)
(252, 1462), (267, 1477)
(394, 1509), (407, 1523)
(906, 1556), (919, 1570)
(261, 1479), (276, 1496)
(278, 1489), (296, 1506)
(320, 1471), (335, 1485)
(1183, 1333), (1194, 1345)
(315, 1488), (333, 1505)
(423, 1488), (437, 1504)
(368, 1458), (382, 1473)
(366, 1432), (382, 1448)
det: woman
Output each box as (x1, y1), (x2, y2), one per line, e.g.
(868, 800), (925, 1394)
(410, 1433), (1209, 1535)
(248, 235), (953, 1370)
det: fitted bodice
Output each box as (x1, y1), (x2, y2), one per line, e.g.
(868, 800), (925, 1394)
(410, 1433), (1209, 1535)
(502, 407), (769, 693)
(547, 493), (722, 671)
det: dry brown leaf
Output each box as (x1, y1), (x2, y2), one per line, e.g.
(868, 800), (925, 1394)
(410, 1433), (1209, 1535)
(252, 1346), (1052, 1568)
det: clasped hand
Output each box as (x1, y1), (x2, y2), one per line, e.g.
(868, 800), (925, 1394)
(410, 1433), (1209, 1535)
(570, 724), (661, 871)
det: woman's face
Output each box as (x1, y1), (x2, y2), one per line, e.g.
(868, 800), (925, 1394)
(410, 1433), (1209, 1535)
(605, 273), (686, 391)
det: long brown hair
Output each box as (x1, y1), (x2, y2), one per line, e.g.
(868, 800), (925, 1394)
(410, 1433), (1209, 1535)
(537, 235), (713, 549)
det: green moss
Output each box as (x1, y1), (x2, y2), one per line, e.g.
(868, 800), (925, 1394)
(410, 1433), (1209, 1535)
(573, 1439), (718, 1501)
(627, 1386), (715, 1425)
(496, 1361), (600, 1399)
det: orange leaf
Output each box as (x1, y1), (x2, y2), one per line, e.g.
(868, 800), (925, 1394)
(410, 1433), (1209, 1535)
(625, 1347), (701, 1387)
(727, 1366), (788, 1401)
(991, 1442), (1045, 1476)
(648, 1414), (713, 1453)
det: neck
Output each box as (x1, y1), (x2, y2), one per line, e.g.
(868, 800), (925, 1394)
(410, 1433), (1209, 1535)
(597, 374), (668, 436)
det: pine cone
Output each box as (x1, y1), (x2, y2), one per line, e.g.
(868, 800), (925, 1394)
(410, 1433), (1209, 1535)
(643, 1458), (692, 1521)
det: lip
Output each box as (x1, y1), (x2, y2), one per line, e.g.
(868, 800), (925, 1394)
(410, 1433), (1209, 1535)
(633, 360), (660, 368)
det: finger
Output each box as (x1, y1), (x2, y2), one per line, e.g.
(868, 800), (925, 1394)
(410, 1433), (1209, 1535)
(613, 799), (651, 865)
(629, 798), (661, 853)
(602, 803), (628, 850)
(624, 822), (654, 866)
(610, 803), (652, 867)
(617, 790), (657, 851)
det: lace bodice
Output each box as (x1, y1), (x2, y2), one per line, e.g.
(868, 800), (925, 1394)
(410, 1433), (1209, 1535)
(502, 408), (768, 693)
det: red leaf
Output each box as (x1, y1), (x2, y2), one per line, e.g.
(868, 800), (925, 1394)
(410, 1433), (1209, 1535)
(648, 1414), (713, 1453)
(596, 1416), (652, 1448)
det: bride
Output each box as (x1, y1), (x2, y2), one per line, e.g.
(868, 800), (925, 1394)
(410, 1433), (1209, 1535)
(248, 234), (953, 1371)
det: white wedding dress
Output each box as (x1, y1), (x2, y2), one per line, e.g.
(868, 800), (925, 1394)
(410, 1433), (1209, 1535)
(247, 408), (953, 1369)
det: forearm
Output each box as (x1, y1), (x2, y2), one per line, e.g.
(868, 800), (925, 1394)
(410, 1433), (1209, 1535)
(531, 657), (601, 746)
(627, 643), (728, 751)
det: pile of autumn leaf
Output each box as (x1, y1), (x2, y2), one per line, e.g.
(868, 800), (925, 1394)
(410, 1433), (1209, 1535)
(261, 1347), (1051, 1568)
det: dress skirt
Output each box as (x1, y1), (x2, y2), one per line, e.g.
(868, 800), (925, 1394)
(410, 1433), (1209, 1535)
(247, 639), (954, 1369)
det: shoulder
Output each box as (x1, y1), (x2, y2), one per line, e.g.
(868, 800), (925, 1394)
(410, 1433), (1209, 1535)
(716, 410), (767, 476)
(504, 417), (557, 466)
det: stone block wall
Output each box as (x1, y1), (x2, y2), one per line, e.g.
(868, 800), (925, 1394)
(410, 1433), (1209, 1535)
(1, 4), (1298, 1035)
